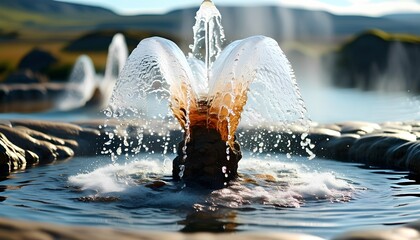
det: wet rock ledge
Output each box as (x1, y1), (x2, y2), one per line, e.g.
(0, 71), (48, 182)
(0, 119), (419, 175)
(0, 119), (101, 174)
(0, 216), (420, 240)
(303, 121), (420, 173)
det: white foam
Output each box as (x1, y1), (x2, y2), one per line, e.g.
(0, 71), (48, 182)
(208, 159), (354, 208)
(69, 159), (171, 193)
(68, 156), (355, 208)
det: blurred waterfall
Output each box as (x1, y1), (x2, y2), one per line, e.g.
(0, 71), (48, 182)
(100, 34), (128, 108)
(55, 55), (96, 111)
(54, 33), (128, 111)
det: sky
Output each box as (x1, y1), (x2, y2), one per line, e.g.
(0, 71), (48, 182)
(58, 0), (420, 16)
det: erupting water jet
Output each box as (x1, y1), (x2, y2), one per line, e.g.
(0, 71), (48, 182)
(105, 0), (311, 188)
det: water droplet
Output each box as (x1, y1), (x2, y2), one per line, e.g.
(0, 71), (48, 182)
(179, 165), (185, 178)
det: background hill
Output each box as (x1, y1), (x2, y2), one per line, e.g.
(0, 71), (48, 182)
(0, 0), (115, 16)
(1, 0), (419, 85)
(1, 0), (420, 42)
(330, 29), (420, 92)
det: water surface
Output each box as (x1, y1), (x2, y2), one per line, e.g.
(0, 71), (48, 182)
(1, 153), (419, 239)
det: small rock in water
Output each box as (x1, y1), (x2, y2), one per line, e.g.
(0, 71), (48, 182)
(254, 174), (277, 183)
(145, 180), (167, 190)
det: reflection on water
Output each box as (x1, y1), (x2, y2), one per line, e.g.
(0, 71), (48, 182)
(180, 209), (239, 232)
(0, 154), (420, 238)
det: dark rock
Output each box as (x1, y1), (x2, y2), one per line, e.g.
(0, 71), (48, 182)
(0, 120), (104, 175)
(14, 126), (78, 150)
(11, 120), (100, 155)
(0, 88), (7, 102)
(405, 142), (420, 173)
(3, 69), (49, 84)
(0, 125), (71, 163)
(173, 126), (242, 189)
(24, 149), (39, 165)
(145, 180), (166, 189)
(3, 48), (57, 84)
(338, 121), (380, 135)
(18, 48), (57, 73)
(290, 121), (420, 174)
(349, 133), (415, 166)
(0, 84), (54, 113)
(63, 30), (176, 53)
(320, 134), (360, 161)
(0, 132), (38, 174)
(12, 120), (91, 139)
(331, 29), (420, 92)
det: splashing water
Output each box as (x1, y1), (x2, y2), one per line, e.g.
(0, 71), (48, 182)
(69, 156), (354, 208)
(103, 0), (313, 162)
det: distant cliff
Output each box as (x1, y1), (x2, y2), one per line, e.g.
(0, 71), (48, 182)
(331, 29), (420, 92)
(0, 0), (115, 18)
(2, 0), (420, 87)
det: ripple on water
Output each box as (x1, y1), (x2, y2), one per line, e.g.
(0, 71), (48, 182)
(2, 154), (420, 238)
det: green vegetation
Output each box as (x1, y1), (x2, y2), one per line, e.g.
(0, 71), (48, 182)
(64, 30), (179, 52)
(341, 29), (420, 51)
(0, 62), (12, 81)
(0, 29), (19, 40)
(46, 63), (74, 81)
(0, 0), (184, 81)
(365, 29), (420, 44)
(0, 28), (181, 82)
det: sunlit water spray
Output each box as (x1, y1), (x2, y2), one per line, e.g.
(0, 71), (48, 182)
(89, 0), (321, 194)
(190, 0), (225, 81)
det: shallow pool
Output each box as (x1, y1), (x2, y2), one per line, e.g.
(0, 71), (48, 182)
(0, 153), (419, 239)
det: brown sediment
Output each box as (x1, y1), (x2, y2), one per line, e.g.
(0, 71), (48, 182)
(170, 82), (249, 147)
(208, 87), (248, 146)
(169, 82), (197, 130)
(168, 79), (249, 188)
